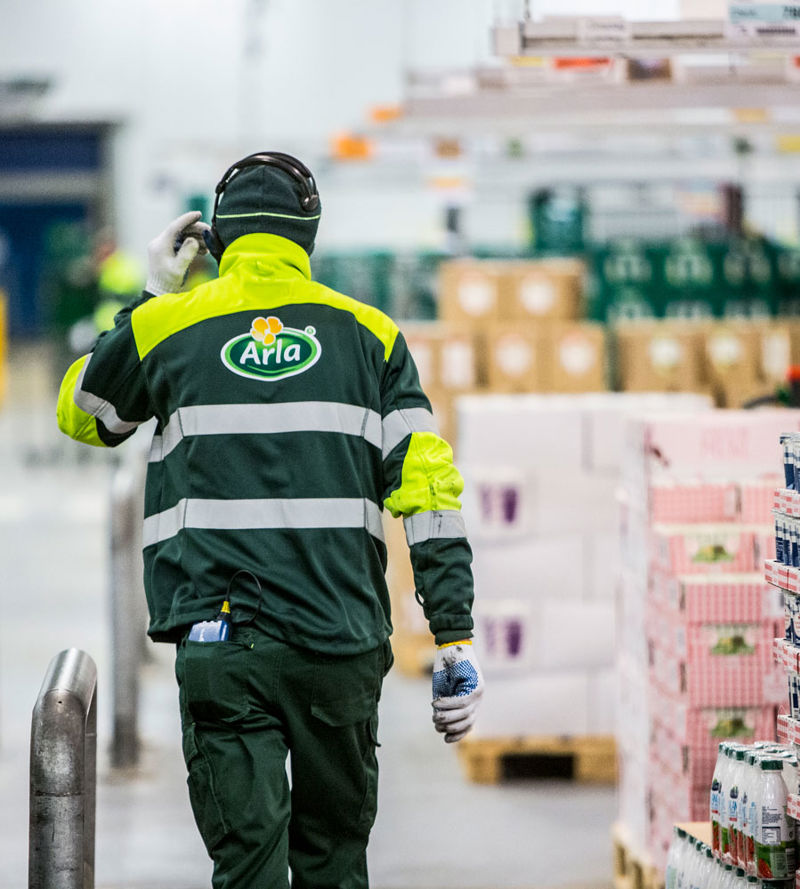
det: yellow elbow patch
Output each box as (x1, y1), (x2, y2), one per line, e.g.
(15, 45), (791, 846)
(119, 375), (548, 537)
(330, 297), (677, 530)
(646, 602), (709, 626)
(56, 355), (107, 448)
(384, 431), (464, 518)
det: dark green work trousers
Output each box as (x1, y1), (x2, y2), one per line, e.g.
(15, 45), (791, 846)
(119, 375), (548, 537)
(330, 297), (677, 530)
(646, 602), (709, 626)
(175, 627), (391, 889)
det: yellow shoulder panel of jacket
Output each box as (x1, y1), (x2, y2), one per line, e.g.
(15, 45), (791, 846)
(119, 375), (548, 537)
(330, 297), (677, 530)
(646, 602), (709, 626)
(383, 431), (464, 518)
(131, 279), (399, 362)
(56, 355), (108, 448)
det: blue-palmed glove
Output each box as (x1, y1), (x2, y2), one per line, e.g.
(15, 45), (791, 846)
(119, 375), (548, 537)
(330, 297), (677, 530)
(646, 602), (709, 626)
(431, 640), (484, 744)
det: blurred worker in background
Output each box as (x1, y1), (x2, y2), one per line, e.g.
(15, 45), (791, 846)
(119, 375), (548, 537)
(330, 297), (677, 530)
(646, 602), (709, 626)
(55, 151), (483, 889)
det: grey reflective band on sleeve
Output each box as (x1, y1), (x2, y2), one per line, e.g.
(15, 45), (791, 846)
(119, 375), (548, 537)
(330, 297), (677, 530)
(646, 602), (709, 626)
(148, 402), (382, 462)
(73, 355), (142, 436)
(142, 497), (385, 547)
(381, 407), (439, 459)
(403, 510), (467, 546)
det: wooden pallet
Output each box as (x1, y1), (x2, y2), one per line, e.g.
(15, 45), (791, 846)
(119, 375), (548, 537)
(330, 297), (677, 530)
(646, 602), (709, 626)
(612, 823), (663, 889)
(457, 734), (617, 784)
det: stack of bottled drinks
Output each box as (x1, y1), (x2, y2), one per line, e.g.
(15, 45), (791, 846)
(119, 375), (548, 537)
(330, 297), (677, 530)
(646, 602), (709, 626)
(666, 740), (797, 888)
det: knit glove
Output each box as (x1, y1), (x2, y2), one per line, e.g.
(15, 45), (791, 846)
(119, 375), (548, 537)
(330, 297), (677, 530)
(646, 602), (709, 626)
(431, 640), (484, 744)
(145, 211), (210, 296)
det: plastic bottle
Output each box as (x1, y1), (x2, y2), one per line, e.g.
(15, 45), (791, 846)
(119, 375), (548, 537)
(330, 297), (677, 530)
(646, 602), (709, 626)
(727, 747), (746, 865)
(744, 750), (761, 877)
(738, 748), (757, 873)
(754, 758), (796, 880)
(707, 855), (725, 889)
(688, 842), (711, 889)
(666, 826), (687, 889)
(719, 862), (735, 889)
(720, 744), (738, 863)
(711, 742), (729, 858)
(700, 845), (714, 889)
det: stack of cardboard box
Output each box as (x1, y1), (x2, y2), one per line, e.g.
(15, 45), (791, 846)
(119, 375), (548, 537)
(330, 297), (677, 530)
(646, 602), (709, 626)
(616, 410), (796, 870)
(614, 320), (793, 407)
(402, 258), (607, 447)
(447, 391), (711, 739)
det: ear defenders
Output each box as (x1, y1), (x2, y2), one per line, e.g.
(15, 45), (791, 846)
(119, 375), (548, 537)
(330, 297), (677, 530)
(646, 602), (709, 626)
(204, 151), (320, 262)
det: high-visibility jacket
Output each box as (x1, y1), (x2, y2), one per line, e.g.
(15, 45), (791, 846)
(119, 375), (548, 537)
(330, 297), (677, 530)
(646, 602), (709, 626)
(56, 233), (474, 654)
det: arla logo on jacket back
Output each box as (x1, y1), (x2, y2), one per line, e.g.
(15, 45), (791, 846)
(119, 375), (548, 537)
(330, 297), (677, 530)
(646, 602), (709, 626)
(220, 316), (321, 381)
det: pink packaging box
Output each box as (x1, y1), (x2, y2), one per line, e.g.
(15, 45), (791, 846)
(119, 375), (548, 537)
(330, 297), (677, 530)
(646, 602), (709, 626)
(648, 481), (738, 523)
(775, 637), (800, 673)
(654, 694), (777, 750)
(652, 524), (765, 574)
(632, 410), (800, 479)
(651, 644), (782, 707)
(777, 713), (800, 746)
(650, 613), (777, 668)
(650, 571), (780, 624)
(766, 559), (800, 593)
(648, 759), (709, 825)
(740, 478), (785, 524)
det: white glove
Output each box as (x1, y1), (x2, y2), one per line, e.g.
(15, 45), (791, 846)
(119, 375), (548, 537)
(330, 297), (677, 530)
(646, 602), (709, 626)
(145, 211), (211, 296)
(431, 640), (484, 743)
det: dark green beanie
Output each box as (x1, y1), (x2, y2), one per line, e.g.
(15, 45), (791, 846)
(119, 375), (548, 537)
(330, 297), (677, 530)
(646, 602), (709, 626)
(214, 163), (321, 256)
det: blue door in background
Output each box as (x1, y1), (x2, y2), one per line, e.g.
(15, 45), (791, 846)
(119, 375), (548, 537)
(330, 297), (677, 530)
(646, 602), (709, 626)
(0, 125), (107, 338)
(0, 202), (89, 337)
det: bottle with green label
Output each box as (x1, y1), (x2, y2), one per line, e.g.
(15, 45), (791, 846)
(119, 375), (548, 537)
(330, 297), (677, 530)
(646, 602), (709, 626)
(754, 758), (795, 880)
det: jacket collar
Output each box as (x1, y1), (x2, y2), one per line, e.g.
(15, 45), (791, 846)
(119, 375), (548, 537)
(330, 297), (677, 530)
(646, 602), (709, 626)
(218, 233), (311, 280)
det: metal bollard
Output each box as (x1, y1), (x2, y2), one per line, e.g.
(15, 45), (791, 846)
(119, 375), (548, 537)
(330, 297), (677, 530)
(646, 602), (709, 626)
(29, 648), (97, 889)
(109, 450), (148, 769)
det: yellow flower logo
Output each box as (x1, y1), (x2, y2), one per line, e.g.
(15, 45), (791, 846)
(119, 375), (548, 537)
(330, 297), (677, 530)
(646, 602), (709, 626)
(250, 316), (283, 346)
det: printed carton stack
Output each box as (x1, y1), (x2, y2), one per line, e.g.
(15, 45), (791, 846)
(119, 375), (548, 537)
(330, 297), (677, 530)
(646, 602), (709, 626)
(616, 410), (798, 870)
(404, 258), (607, 449)
(614, 319), (793, 408)
(769, 433), (800, 865)
(451, 391), (712, 740)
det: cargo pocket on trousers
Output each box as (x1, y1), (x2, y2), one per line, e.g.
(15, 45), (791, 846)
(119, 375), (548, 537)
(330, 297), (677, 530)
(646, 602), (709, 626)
(182, 639), (254, 726)
(182, 723), (230, 854)
(310, 693), (381, 830)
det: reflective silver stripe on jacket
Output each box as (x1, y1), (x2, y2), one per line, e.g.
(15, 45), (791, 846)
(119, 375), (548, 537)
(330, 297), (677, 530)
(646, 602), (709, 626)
(73, 355), (141, 435)
(403, 510), (467, 546)
(148, 402), (383, 462)
(381, 408), (438, 459)
(142, 497), (385, 547)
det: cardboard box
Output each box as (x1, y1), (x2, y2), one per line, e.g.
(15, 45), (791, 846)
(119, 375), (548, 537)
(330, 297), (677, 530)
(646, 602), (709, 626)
(648, 480), (738, 524)
(425, 386), (459, 451)
(650, 644), (779, 707)
(650, 572), (778, 624)
(588, 667), (617, 734)
(583, 392), (712, 474)
(614, 322), (705, 393)
(470, 536), (587, 603)
(626, 410), (800, 481)
(471, 671), (590, 737)
(438, 260), (504, 324)
(651, 523), (765, 575)
(715, 376), (774, 410)
(473, 598), (534, 674)
(535, 600), (616, 670)
(702, 322), (760, 388)
(757, 322), (792, 384)
(539, 322), (607, 393)
(401, 321), (482, 392)
(500, 258), (584, 322)
(456, 394), (585, 469)
(485, 324), (543, 393)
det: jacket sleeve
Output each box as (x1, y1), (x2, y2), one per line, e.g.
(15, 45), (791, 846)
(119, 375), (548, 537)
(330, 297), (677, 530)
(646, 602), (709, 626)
(381, 331), (474, 645)
(56, 293), (155, 447)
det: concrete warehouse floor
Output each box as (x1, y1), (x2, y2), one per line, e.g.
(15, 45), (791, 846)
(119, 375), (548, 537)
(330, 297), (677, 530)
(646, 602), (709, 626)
(0, 343), (616, 889)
